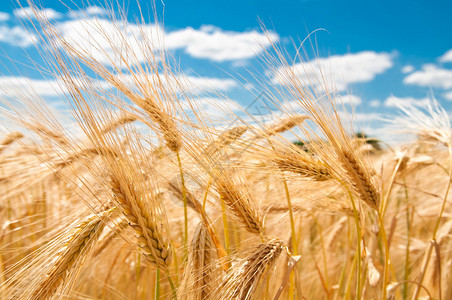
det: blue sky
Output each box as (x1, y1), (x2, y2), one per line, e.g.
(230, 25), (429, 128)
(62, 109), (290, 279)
(0, 0), (452, 141)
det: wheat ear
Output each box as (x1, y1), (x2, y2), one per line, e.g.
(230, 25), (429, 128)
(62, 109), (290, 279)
(215, 179), (263, 235)
(340, 149), (380, 210)
(0, 132), (23, 151)
(110, 175), (172, 270)
(179, 222), (220, 300)
(263, 115), (308, 137)
(273, 150), (331, 181)
(100, 113), (137, 135)
(204, 126), (248, 156)
(214, 239), (284, 300)
(168, 180), (229, 269)
(32, 210), (111, 300)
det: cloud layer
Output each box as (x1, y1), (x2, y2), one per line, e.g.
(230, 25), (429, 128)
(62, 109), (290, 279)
(166, 25), (278, 62)
(273, 51), (393, 92)
(403, 64), (452, 89)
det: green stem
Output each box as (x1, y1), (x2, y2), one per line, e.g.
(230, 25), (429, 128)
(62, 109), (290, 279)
(165, 271), (178, 300)
(155, 268), (160, 300)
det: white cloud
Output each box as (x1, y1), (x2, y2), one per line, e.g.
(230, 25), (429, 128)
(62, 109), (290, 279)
(54, 18), (277, 66)
(0, 76), (109, 98)
(166, 25), (279, 62)
(384, 95), (430, 108)
(403, 64), (452, 89)
(0, 25), (37, 47)
(14, 7), (63, 20)
(180, 97), (243, 118)
(115, 73), (237, 94)
(369, 100), (381, 107)
(0, 76), (67, 97)
(181, 76), (237, 93)
(68, 6), (108, 19)
(340, 94), (361, 105)
(443, 91), (452, 101)
(279, 101), (304, 113)
(353, 112), (381, 122)
(401, 65), (414, 74)
(55, 18), (164, 67)
(0, 12), (10, 22)
(439, 49), (452, 63)
(273, 51), (393, 92)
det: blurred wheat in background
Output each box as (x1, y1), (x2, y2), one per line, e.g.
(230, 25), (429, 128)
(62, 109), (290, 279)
(0, 2), (451, 300)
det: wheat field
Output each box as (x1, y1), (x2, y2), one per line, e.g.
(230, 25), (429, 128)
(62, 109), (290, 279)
(0, 3), (451, 300)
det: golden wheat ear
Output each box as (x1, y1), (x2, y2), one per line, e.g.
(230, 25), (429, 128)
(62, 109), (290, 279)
(215, 177), (263, 235)
(213, 239), (284, 300)
(31, 209), (112, 300)
(263, 114), (309, 137)
(339, 149), (380, 210)
(178, 222), (221, 300)
(0, 132), (23, 149)
(272, 146), (331, 181)
(203, 125), (248, 156)
(110, 175), (172, 270)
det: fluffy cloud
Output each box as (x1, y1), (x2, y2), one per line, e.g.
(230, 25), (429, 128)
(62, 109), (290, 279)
(384, 95), (430, 107)
(273, 51), (393, 92)
(0, 76), (109, 98)
(115, 73), (237, 94)
(55, 18), (275, 66)
(369, 100), (381, 107)
(180, 97), (243, 118)
(352, 112), (381, 122)
(340, 94), (362, 105)
(0, 12), (9, 22)
(0, 76), (67, 97)
(439, 49), (452, 63)
(403, 64), (452, 89)
(401, 65), (414, 74)
(180, 76), (237, 93)
(0, 25), (37, 47)
(166, 25), (278, 62)
(68, 6), (108, 19)
(443, 91), (452, 101)
(13, 7), (63, 20)
(55, 18), (163, 67)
